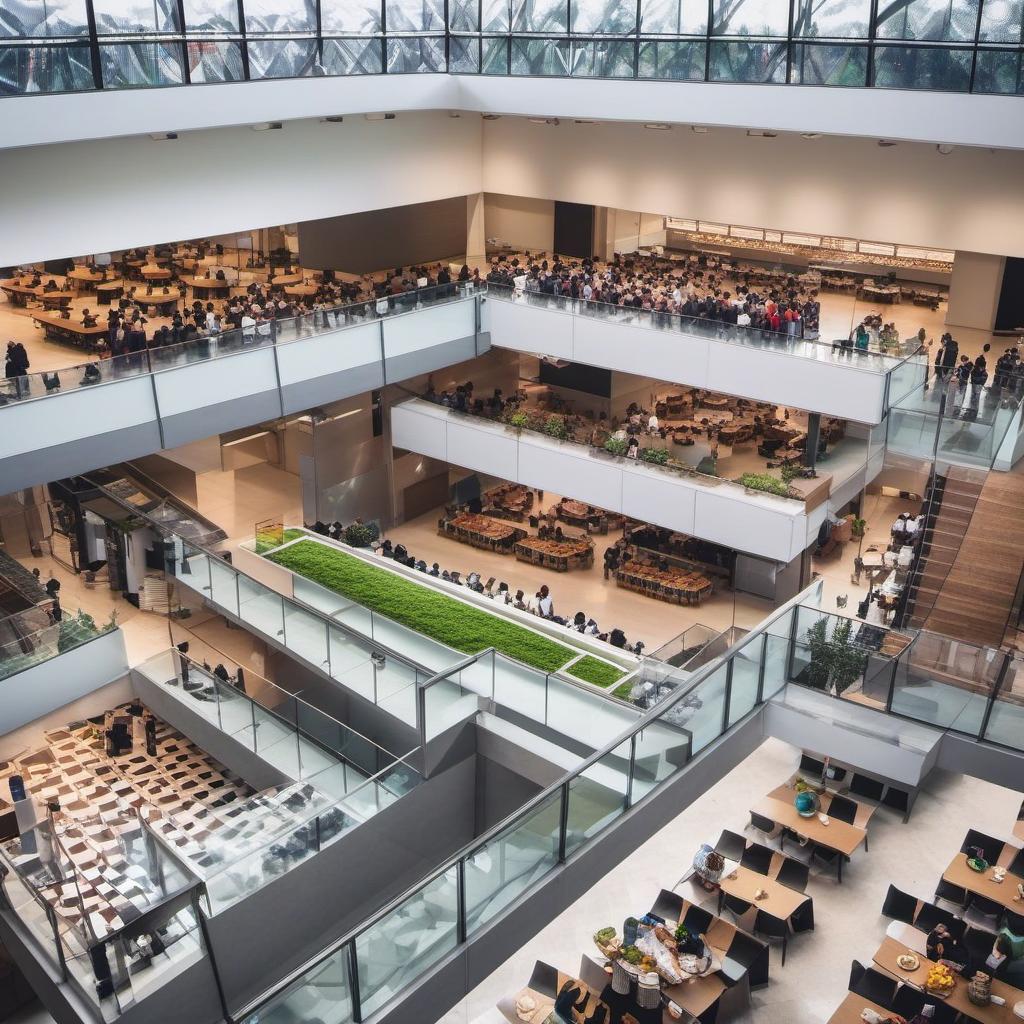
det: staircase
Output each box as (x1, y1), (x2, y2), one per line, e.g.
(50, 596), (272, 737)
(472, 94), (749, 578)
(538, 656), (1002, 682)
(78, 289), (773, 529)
(922, 463), (1024, 647)
(902, 467), (985, 631)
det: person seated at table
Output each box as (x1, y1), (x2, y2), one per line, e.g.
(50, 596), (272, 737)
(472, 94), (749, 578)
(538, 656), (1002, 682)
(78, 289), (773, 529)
(428, 562), (440, 577)
(81, 308), (98, 328)
(691, 843), (726, 892)
(926, 923), (969, 972)
(43, 278), (58, 291)
(608, 627), (628, 649)
(59, 306), (71, 320)
(983, 934), (1013, 979)
(571, 611), (587, 632)
(215, 268), (226, 281)
(554, 526), (564, 540)
(29, 272), (42, 287)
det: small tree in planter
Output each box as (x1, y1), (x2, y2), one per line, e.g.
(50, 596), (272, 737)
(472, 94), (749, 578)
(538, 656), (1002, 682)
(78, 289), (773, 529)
(604, 437), (629, 457)
(851, 516), (868, 559)
(544, 414), (569, 440)
(803, 617), (832, 690)
(506, 410), (530, 433)
(830, 617), (867, 696)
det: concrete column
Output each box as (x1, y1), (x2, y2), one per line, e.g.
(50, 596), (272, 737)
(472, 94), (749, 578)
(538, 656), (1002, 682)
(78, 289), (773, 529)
(946, 251), (1006, 333)
(593, 207), (615, 262)
(466, 192), (487, 271)
(803, 413), (821, 469)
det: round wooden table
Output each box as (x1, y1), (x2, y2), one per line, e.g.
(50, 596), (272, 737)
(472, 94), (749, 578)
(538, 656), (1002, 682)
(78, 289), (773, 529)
(141, 266), (172, 280)
(285, 284), (318, 298)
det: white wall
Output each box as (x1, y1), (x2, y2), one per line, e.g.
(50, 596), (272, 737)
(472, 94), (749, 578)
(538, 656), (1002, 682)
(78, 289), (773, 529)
(483, 193), (555, 252)
(610, 209), (666, 253)
(481, 118), (1024, 259)
(946, 251), (1007, 331)
(0, 111), (483, 266)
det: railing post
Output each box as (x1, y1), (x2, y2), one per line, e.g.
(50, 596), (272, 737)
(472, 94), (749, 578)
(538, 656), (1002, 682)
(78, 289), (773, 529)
(348, 941), (363, 1024)
(884, 655), (899, 713)
(722, 658), (734, 733)
(557, 780), (570, 863)
(46, 904), (68, 980)
(755, 633), (767, 703)
(978, 651), (1012, 742)
(456, 858), (467, 945)
(625, 733), (637, 808)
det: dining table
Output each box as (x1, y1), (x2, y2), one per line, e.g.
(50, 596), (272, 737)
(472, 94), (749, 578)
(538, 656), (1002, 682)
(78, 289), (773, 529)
(873, 935), (1024, 1023)
(826, 991), (897, 1024)
(717, 864), (813, 931)
(768, 781), (877, 830)
(751, 788), (867, 882)
(941, 851), (1024, 912)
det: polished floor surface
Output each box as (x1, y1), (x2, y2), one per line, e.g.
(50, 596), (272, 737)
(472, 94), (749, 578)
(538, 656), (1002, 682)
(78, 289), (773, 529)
(450, 736), (1021, 1024)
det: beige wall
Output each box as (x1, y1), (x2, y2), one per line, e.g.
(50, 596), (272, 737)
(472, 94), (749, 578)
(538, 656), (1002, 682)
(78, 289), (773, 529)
(481, 118), (1024, 259)
(483, 193), (555, 252)
(946, 251), (1007, 332)
(610, 210), (666, 253)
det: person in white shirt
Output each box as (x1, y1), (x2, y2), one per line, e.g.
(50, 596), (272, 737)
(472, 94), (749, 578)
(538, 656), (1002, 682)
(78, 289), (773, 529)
(536, 585), (554, 618)
(648, 414), (660, 434)
(241, 313), (256, 343)
(737, 311), (751, 327)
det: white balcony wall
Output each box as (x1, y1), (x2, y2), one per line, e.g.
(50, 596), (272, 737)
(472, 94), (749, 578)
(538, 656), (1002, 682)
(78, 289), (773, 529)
(391, 399), (809, 562)
(488, 297), (889, 423)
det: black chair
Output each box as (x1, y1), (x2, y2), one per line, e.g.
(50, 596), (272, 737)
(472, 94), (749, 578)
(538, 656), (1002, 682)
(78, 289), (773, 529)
(720, 930), (769, 988)
(914, 901), (963, 937)
(776, 856), (809, 893)
(880, 884), (918, 925)
(683, 904), (714, 936)
(650, 889), (685, 925)
(849, 773), (884, 802)
(962, 926), (997, 967)
(964, 893), (1002, 933)
(753, 910), (788, 966)
(933, 879), (967, 909)
(719, 891), (753, 920)
(748, 811), (778, 842)
(881, 785), (912, 821)
(891, 986), (956, 1024)
(1008, 846), (1024, 878)
(778, 827), (814, 863)
(799, 753), (825, 777)
(1004, 908), (1024, 935)
(827, 794), (858, 824)
(740, 842), (774, 876)
(811, 843), (847, 883)
(714, 829), (747, 864)
(527, 961), (559, 997)
(848, 960), (897, 1007)
(961, 828), (1004, 865)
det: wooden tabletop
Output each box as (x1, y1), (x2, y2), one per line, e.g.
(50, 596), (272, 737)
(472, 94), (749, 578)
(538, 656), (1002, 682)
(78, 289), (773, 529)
(180, 276), (229, 290)
(270, 273), (303, 286)
(96, 281), (124, 292)
(873, 936), (1024, 1023)
(718, 865), (810, 922)
(284, 284), (318, 298)
(33, 313), (108, 335)
(943, 852), (1024, 911)
(658, 910), (733, 1018)
(826, 991), (896, 1024)
(752, 794), (866, 857)
(68, 268), (104, 282)
(141, 266), (172, 279)
(769, 782), (877, 830)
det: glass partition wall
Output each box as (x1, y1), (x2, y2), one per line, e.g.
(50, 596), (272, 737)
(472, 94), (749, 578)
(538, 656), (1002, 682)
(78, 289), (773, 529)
(2, 0), (1021, 94)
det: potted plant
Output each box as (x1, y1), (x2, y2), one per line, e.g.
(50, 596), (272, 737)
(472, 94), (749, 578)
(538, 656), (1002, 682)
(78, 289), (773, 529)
(507, 410), (530, 433)
(851, 515), (868, 559)
(604, 437), (629, 457)
(640, 447), (669, 465)
(829, 617), (867, 696)
(803, 617), (832, 691)
(544, 414), (569, 440)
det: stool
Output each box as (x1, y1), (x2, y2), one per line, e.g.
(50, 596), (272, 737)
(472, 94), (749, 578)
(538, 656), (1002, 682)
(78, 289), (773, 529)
(611, 959), (632, 995)
(636, 974), (661, 1009)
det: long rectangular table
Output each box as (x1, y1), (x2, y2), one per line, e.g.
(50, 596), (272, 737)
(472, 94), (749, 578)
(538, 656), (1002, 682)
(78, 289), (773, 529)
(32, 313), (109, 350)
(768, 782), (877, 830)
(826, 991), (896, 1024)
(717, 864), (811, 927)
(751, 790), (866, 881)
(942, 851), (1024, 911)
(873, 935), (1024, 1023)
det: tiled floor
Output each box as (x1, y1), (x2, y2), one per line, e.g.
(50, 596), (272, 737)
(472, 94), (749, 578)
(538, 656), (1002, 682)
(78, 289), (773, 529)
(453, 736), (1021, 1024)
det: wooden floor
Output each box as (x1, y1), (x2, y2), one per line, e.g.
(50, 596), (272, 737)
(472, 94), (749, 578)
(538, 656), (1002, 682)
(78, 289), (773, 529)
(924, 463), (1024, 648)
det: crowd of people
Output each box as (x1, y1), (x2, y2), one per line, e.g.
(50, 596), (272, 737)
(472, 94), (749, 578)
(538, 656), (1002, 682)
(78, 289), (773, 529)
(485, 251), (823, 339)
(371, 536), (644, 655)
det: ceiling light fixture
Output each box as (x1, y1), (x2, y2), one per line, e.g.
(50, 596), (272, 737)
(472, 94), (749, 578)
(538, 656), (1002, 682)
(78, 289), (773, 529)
(250, 122), (282, 131)
(481, 113), (501, 120)
(800, 132), (821, 140)
(936, 143), (955, 155)
(573, 119), (595, 124)
(746, 129), (777, 138)
(149, 132), (178, 141)
(644, 123), (671, 130)
(364, 112), (396, 121)
(319, 116), (344, 124)
(878, 139), (897, 147)
(691, 125), (710, 134)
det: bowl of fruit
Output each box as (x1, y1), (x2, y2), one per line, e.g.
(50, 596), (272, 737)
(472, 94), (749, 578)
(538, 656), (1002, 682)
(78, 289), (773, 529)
(925, 962), (956, 997)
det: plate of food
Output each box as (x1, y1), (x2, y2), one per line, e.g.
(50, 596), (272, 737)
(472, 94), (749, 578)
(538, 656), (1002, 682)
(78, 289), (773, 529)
(896, 953), (920, 971)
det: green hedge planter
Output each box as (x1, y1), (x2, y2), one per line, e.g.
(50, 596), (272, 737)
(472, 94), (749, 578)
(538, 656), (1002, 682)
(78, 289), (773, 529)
(268, 540), (578, 673)
(566, 655), (625, 688)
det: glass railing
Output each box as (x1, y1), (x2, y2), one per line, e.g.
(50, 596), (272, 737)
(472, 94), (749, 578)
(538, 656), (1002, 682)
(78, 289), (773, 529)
(0, 811), (208, 1015)
(0, 281), (480, 407)
(3, 26), (1021, 96)
(234, 586), (811, 1024)
(0, 604), (117, 681)
(487, 280), (921, 372)
(886, 378), (1024, 468)
(409, 394), (809, 507)
(418, 648), (641, 750)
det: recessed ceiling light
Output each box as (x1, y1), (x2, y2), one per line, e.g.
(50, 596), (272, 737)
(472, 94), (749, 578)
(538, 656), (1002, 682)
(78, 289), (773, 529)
(448, 111), (461, 118)
(574, 119), (595, 124)
(691, 125), (710, 134)
(878, 139), (898, 147)
(149, 132), (178, 141)
(528, 117), (559, 125)
(800, 132), (821, 140)
(319, 116), (344, 124)
(482, 113), (501, 120)
(250, 122), (282, 131)
(936, 143), (955, 155)
(746, 129), (777, 138)
(364, 112), (396, 121)
(645, 123), (671, 130)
